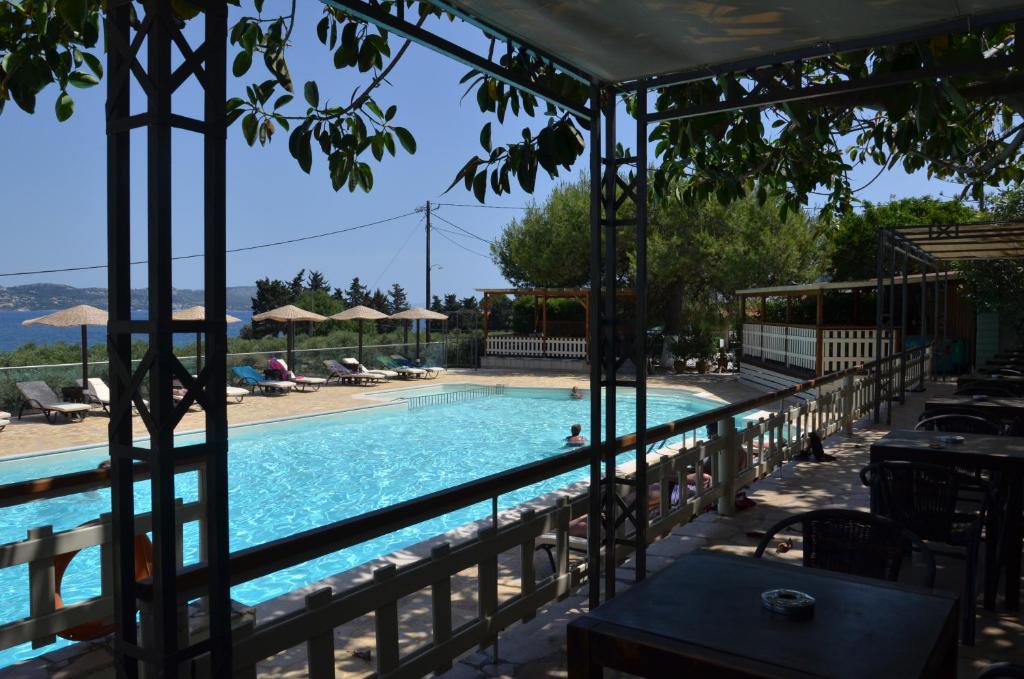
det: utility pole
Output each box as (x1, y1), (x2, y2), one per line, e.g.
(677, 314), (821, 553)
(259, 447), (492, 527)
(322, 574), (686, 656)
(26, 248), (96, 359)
(425, 200), (432, 344)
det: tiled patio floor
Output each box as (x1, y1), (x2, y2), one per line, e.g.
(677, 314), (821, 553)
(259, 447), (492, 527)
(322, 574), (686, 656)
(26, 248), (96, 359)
(438, 380), (1024, 679)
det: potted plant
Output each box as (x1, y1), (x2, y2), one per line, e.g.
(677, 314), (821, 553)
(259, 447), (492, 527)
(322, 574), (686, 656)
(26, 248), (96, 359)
(669, 325), (716, 373)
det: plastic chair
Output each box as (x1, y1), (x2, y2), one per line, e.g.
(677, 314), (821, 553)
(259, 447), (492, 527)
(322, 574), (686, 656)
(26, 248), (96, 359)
(860, 462), (993, 645)
(915, 413), (1004, 435)
(754, 508), (935, 587)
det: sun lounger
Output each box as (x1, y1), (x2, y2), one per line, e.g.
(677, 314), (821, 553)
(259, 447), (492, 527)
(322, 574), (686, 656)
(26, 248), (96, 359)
(339, 357), (395, 381)
(226, 386), (248, 403)
(16, 381), (91, 423)
(0, 411), (9, 432)
(232, 366), (294, 395)
(171, 378), (250, 407)
(323, 360), (377, 385)
(376, 356), (427, 379)
(267, 357), (326, 392)
(391, 354), (446, 378)
(76, 377), (115, 412)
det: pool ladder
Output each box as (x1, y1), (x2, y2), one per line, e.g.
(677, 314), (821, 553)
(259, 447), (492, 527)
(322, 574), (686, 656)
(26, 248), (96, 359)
(404, 384), (506, 410)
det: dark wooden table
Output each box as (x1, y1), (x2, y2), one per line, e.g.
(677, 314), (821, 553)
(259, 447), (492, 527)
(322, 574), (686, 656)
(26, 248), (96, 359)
(925, 395), (1024, 434)
(957, 374), (1024, 396)
(870, 430), (1024, 611)
(567, 552), (958, 679)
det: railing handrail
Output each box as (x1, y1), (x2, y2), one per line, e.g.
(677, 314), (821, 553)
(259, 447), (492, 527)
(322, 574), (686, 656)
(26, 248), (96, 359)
(158, 344), (928, 602)
(0, 344), (929, 606)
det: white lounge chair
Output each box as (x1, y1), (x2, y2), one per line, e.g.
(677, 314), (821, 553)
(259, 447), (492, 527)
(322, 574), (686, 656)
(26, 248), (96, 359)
(391, 354), (446, 378)
(268, 358), (326, 392)
(16, 381), (91, 423)
(232, 366), (294, 395)
(375, 357), (426, 379)
(0, 411), (9, 432)
(323, 360), (378, 385)
(340, 357), (395, 381)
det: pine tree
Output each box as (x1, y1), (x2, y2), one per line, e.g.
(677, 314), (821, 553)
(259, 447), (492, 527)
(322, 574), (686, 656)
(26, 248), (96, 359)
(369, 288), (389, 312)
(306, 270), (330, 292)
(430, 295), (443, 312)
(443, 293), (460, 313)
(288, 269), (306, 298)
(345, 277), (370, 308)
(388, 283), (408, 313)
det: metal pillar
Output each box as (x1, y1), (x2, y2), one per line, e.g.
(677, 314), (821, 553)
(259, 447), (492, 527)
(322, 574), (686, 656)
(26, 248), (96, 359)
(899, 249), (909, 403)
(885, 229), (897, 425)
(873, 230), (885, 423)
(106, 2), (231, 676)
(586, 83), (649, 608)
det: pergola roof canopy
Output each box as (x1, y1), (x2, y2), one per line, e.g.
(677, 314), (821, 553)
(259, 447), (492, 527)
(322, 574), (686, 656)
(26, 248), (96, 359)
(898, 221), (1024, 260)
(438, 0), (1024, 84)
(738, 272), (961, 297)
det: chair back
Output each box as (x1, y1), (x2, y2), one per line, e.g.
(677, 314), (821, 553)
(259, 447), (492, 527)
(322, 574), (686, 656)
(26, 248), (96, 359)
(232, 365), (263, 385)
(956, 384), (1018, 397)
(16, 381), (60, 407)
(754, 509), (934, 586)
(860, 461), (992, 544)
(915, 413), (1003, 435)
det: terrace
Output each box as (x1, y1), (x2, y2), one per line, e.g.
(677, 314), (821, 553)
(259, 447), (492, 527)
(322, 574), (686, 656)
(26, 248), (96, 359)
(4, 1), (1024, 678)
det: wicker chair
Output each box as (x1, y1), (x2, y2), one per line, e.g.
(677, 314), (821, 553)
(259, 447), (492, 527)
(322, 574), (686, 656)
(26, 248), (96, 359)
(860, 461), (993, 645)
(753, 509), (935, 586)
(915, 413), (1004, 435)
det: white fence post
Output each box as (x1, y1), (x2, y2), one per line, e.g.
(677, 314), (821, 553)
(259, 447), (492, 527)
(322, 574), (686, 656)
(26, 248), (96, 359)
(843, 374), (855, 435)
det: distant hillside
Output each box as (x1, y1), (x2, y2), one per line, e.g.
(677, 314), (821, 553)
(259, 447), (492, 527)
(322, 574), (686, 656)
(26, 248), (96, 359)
(0, 284), (257, 311)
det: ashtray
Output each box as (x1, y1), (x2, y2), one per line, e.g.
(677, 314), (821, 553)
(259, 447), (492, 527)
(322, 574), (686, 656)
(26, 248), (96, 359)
(761, 589), (815, 618)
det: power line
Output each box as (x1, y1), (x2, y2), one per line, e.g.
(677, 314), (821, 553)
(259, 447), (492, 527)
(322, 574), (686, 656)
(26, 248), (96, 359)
(431, 213), (492, 244)
(434, 202), (531, 210)
(0, 211), (420, 278)
(371, 215), (423, 289)
(433, 228), (492, 259)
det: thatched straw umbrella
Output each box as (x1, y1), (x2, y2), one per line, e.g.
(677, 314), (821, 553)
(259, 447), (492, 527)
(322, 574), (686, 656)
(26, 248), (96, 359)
(388, 307), (448, 360)
(172, 306), (241, 373)
(22, 304), (108, 387)
(251, 305), (327, 369)
(329, 305), (388, 363)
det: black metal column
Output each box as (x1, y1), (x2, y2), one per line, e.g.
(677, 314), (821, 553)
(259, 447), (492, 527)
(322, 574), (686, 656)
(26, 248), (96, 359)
(106, 1), (137, 675)
(633, 83), (649, 581)
(587, 82), (603, 610)
(873, 229), (885, 423)
(885, 229), (897, 425)
(105, 2), (231, 676)
(899, 249), (908, 403)
(601, 91), (618, 600)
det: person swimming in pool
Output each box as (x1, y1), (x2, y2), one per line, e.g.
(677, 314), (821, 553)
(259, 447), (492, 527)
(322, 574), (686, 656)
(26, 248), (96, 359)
(569, 386), (583, 400)
(565, 423), (586, 446)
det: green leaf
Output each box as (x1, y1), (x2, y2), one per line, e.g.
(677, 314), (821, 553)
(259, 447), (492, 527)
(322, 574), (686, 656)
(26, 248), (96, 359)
(304, 81), (320, 108)
(226, 97), (245, 111)
(81, 52), (102, 79)
(241, 113), (258, 146)
(393, 127), (416, 154)
(54, 92), (74, 121)
(273, 94), (293, 110)
(480, 122), (492, 152)
(226, 108), (245, 126)
(316, 17), (330, 45)
(68, 71), (98, 88)
(232, 50), (252, 78)
(55, 0), (88, 31)
(384, 105), (397, 121)
(472, 171), (487, 203)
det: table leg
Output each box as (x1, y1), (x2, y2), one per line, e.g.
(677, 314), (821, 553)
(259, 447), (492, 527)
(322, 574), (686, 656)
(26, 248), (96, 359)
(567, 623), (601, 679)
(1004, 476), (1022, 611)
(984, 486), (1001, 610)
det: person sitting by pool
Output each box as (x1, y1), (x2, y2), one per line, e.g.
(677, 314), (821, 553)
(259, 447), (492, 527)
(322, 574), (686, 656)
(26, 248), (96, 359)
(569, 386), (584, 400)
(565, 423), (587, 446)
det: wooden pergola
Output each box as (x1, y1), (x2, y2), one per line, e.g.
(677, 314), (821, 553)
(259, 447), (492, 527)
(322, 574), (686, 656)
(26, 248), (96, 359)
(477, 287), (635, 359)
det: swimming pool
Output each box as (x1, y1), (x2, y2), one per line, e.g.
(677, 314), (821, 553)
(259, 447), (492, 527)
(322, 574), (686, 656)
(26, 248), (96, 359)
(0, 384), (728, 667)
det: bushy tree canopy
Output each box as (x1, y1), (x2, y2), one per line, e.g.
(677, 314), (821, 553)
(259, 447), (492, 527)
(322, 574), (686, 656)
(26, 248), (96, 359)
(5, 2), (1024, 215)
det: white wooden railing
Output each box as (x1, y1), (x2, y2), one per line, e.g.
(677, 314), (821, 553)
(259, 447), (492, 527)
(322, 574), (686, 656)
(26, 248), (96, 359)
(0, 347), (929, 677)
(821, 327), (898, 374)
(742, 323), (816, 371)
(486, 335), (586, 359)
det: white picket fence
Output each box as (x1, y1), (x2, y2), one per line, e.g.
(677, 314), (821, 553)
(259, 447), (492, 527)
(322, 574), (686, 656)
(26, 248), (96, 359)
(486, 335), (586, 359)
(821, 327), (897, 374)
(742, 324), (816, 371)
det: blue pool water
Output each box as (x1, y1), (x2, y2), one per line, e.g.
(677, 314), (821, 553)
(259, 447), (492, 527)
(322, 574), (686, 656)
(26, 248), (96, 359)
(0, 385), (729, 667)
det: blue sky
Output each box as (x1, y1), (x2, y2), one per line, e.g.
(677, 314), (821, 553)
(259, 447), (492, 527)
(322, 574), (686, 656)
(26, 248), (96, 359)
(0, 6), (969, 303)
